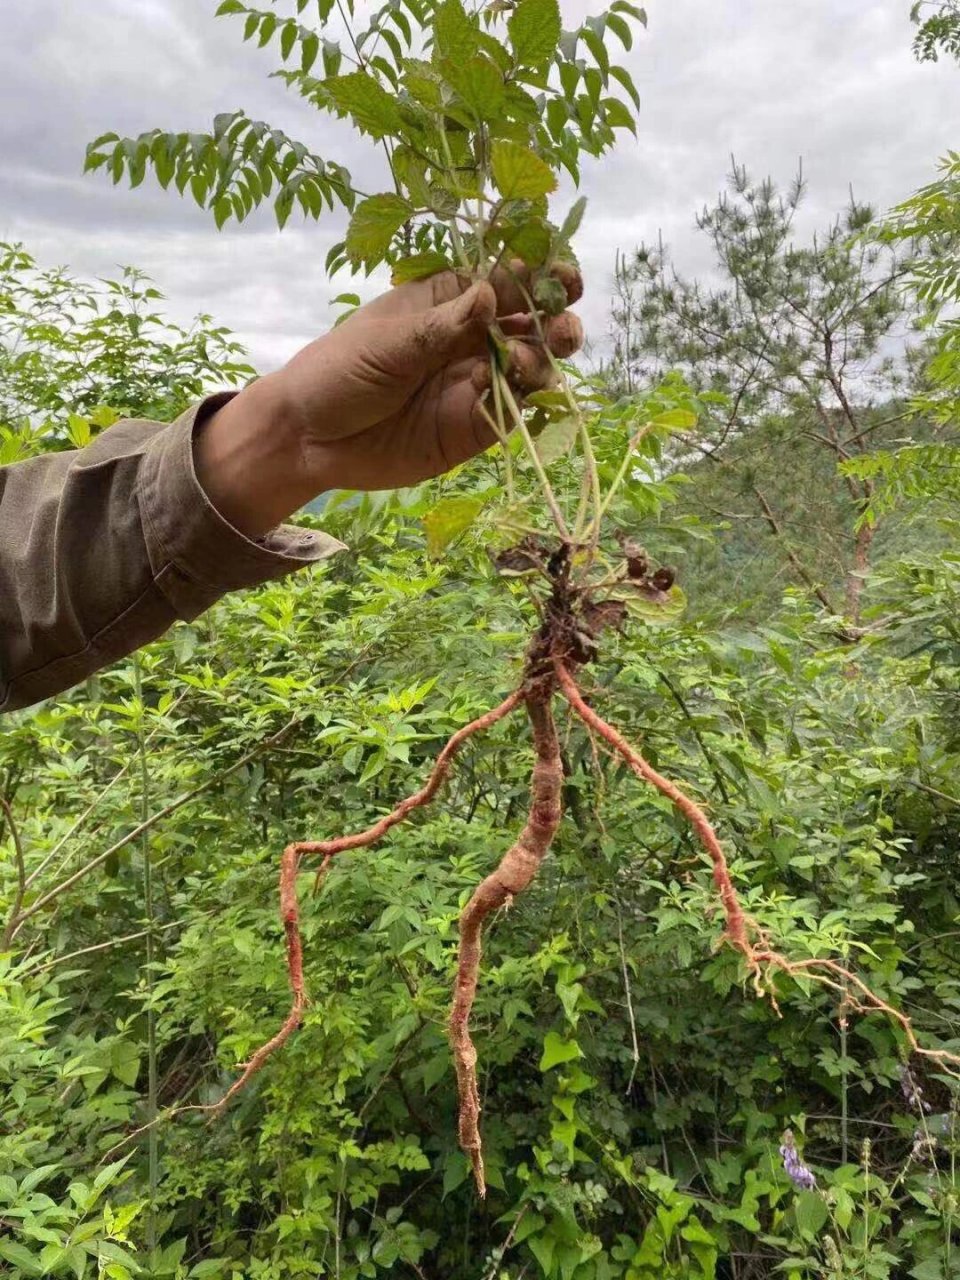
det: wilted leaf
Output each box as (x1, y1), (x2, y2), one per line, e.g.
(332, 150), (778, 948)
(423, 496), (486, 556)
(491, 140), (557, 201)
(345, 194), (413, 268)
(582, 598), (628, 634)
(493, 538), (547, 576)
(610, 582), (687, 624)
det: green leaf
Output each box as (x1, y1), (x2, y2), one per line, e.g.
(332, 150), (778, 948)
(535, 415), (578, 464)
(0, 1241), (41, 1275)
(604, 96), (636, 133)
(345, 193), (414, 268)
(556, 195), (587, 250)
(610, 63), (641, 109)
(391, 252), (453, 284)
(509, 0), (561, 71)
(491, 140), (557, 201)
(434, 0), (479, 62)
(66, 413), (91, 449)
(324, 72), (403, 140)
(504, 220), (552, 268)
(539, 1031), (582, 1071)
(909, 1259), (947, 1280)
(301, 30), (320, 73)
(652, 408), (697, 430)
(443, 55), (504, 119)
(422, 496), (486, 556)
(533, 275), (567, 316)
(793, 1190), (828, 1239)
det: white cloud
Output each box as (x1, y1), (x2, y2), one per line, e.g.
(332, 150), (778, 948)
(1, 0), (957, 371)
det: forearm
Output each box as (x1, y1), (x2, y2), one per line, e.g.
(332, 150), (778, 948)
(0, 399), (343, 713)
(193, 373), (323, 537)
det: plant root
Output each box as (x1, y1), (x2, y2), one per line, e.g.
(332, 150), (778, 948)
(554, 657), (960, 1081)
(211, 690), (523, 1113)
(449, 689), (563, 1196)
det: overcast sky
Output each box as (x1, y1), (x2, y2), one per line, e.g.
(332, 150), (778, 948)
(2, 1), (957, 371)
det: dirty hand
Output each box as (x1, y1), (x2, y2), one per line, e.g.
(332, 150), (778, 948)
(194, 263), (583, 537)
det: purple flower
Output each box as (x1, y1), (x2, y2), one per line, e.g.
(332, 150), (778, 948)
(780, 1129), (817, 1191)
(910, 1127), (938, 1165)
(900, 1063), (932, 1113)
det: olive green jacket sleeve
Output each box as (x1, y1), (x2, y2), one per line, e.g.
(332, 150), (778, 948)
(0, 394), (345, 712)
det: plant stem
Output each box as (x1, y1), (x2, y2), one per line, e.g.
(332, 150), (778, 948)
(0, 797), (27, 951)
(497, 373), (570, 539)
(134, 658), (158, 1254)
(595, 422), (656, 526)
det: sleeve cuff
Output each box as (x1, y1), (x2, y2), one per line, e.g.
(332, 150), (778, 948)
(137, 393), (346, 621)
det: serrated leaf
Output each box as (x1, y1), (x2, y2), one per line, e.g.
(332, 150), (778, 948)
(422, 496), (486, 556)
(391, 251), (453, 284)
(324, 72), (403, 140)
(491, 140), (557, 201)
(345, 193), (413, 268)
(505, 219), (552, 267)
(534, 415), (578, 464)
(556, 195), (587, 249)
(509, 0), (561, 71)
(793, 1189), (828, 1239)
(443, 55), (504, 119)
(434, 0), (479, 62)
(539, 1031), (582, 1071)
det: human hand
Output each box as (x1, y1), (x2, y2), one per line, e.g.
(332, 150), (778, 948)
(195, 264), (583, 536)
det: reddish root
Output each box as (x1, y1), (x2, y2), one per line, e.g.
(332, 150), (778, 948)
(554, 657), (960, 1080)
(554, 660), (750, 956)
(450, 691), (563, 1196)
(211, 690), (523, 1112)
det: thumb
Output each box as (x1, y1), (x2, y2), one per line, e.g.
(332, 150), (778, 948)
(409, 280), (497, 373)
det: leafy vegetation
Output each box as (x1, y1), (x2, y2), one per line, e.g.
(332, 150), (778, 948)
(2, 2), (960, 1278)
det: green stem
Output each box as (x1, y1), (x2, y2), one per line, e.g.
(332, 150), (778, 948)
(486, 361), (514, 505)
(839, 1002), (849, 1166)
(437, 124), (471, 271)
(509, 281), (602, 551)
(497, 371), (569, 539)
(134, 659), (158, 1254)
(595, 422), (656, 526)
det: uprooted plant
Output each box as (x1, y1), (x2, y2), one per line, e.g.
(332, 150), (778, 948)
(90, 0), (960, 1193)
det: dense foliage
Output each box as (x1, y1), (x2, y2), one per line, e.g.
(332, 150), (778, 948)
(2, 2), (960, 1278)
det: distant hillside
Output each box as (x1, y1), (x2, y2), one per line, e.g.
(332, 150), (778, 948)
(662, 405), (942, 621)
